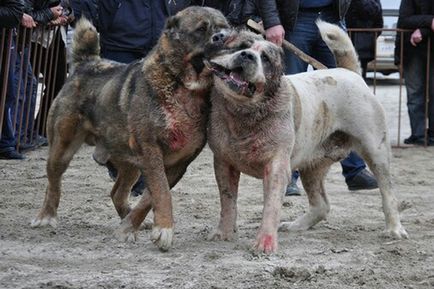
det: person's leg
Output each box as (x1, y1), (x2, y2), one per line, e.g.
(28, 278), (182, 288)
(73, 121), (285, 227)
(403, 52), (427, 143)
(0, 43), (23, 159)
(284, 12), (318, 75)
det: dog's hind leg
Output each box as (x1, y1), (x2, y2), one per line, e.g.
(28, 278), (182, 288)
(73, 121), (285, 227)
(109, 162), (141, 219)
(31, 115), (85, 228)
(354, 134), (408, 239)
(279, 163), (331, 232)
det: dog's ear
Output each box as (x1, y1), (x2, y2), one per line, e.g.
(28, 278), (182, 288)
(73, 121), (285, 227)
(165, 15), (180, 40)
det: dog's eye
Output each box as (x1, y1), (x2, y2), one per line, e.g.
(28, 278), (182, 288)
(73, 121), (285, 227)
(261, 54), (270, 63)
(196, 25), (208, 33)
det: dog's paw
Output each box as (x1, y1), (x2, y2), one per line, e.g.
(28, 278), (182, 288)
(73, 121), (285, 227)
(114, 219), (139, 243)
(278, 221), (307, 232)
(384, 225), (409, 239)
(30, 215), (58, 228)
(208, 228), (235, 241)
(254, 233), (278, 254)
(151, 226), (173, 252)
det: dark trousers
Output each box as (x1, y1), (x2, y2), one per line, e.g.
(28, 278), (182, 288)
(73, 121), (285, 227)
(0, 40), (18, 153)
(286, 9), (366, 181)
(403, 49), (434, 139)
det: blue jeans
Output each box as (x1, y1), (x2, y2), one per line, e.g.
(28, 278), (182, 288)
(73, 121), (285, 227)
(286, 10), (366, 181)
(0, 40), (18, 153)
(403, 49), (434, 138)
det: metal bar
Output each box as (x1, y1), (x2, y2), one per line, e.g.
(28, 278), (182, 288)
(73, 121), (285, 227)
(35, 28), (53, 137)
(34, 28), (46, 138)
(397, 30), (404, 148)
(423, 37), (431, 147)
(41, 28), (59, 135)
(22, 28), (35, 145)
(15, 26), (28, 150)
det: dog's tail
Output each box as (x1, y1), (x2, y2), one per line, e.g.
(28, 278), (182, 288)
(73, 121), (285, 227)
(72, 18), (100, 66)
(316, 19), (361, 74)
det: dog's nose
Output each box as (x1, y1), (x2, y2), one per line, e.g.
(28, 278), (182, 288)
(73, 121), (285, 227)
(211, 31), (228, 44)
(240, 51), (255, 61)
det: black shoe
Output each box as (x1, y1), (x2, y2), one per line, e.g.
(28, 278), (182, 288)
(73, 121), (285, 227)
(19, 142), (36, 152)
(285, 181), (301, 196)
(0, 150), (25, 160)
(404, 135), (424, 145)
(36, 135), (48, 146)
(346, 169), (378, 191)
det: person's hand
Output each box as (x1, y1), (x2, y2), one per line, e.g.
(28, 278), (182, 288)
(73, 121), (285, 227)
(50, 15), (68, 26)
(265, 24), (285, 46)
(21, 13), (36, 28)
(50, 5), (63, 19)
(431, 19), (434, 32)
(410, 29), (423, 46)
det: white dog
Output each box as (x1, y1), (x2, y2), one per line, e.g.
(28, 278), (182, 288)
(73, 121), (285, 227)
(207, 20), (408, 254)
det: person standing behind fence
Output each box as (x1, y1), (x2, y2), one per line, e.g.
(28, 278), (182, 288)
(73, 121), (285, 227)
(256, 0), (379, 196)
(0, 0), (25, 159)
(396, 0), (434, 146)
(346, 0), (383, 80)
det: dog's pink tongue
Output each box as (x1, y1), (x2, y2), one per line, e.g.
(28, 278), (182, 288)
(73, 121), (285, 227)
(229, 71), (243, 82)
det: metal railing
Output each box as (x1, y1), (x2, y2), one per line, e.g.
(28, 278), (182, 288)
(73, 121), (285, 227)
(0, 25), (67, 151)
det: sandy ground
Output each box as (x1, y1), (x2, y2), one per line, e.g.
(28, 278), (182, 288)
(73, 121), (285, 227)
(1, 83), (434, 289)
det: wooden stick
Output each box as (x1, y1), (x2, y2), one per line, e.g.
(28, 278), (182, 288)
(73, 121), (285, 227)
(247, 19), (328, 70)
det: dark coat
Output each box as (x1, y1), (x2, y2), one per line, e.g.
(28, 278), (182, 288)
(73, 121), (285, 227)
(23, 0), (58, 25)
(256, 0), (352, 31)
(346, 0), (383, 61)
(0, 0), (24, 28)
(98, 0), (191, 54)
(395, 0), (434, 64)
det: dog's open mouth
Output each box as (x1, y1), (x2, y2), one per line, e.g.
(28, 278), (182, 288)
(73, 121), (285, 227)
(209, 62), (256, 97)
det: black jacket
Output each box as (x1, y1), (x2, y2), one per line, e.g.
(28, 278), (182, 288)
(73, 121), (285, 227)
(0, 0), (24, 28)
(98, 0), (190, 54)
(256, 0), (352, 31)
(23, 0), (57, 25)
(346, 0), (383, 61)
(395, 0), (434, 63)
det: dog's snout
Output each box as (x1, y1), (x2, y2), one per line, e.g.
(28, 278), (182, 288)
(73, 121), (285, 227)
(211, 31), (228, 44)
(240, 51), (255, 61)
(212, 33), (224, 43)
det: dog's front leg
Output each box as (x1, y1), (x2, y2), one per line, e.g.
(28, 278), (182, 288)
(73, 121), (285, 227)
(133, 146), (174, 251)
(209, 156), (240, 241)
(254, 154), (290, 254)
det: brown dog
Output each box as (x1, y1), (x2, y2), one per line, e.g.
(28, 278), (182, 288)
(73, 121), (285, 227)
(207, 21), (408, 254)
(30, 7), (230, 251)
